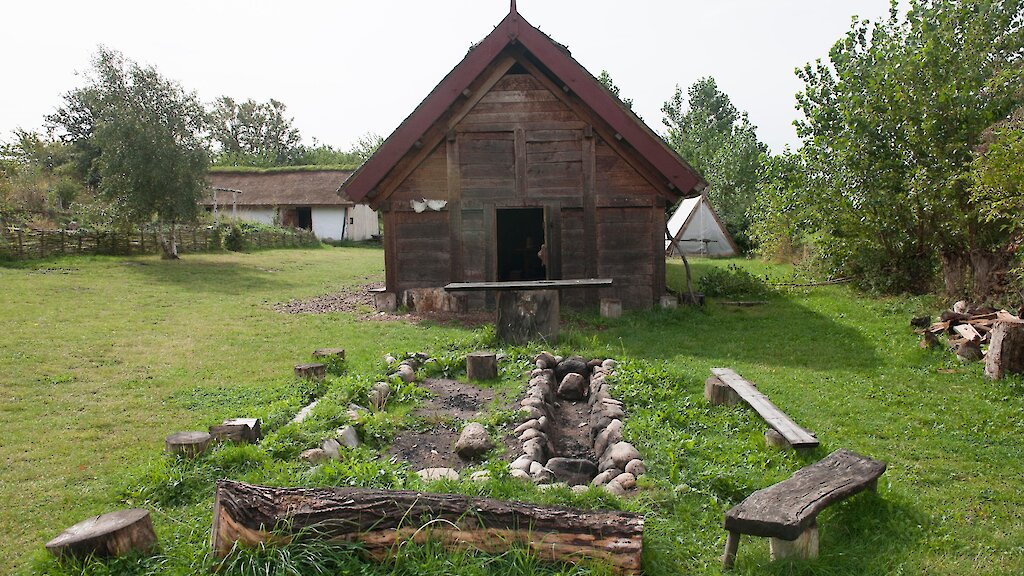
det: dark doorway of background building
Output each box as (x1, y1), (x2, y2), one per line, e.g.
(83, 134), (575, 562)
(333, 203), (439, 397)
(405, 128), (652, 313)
(496, 208), (546, 281)
(295, 207), (313, 231)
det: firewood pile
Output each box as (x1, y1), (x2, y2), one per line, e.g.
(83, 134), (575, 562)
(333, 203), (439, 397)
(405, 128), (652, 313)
(913, 301), (1024, 367)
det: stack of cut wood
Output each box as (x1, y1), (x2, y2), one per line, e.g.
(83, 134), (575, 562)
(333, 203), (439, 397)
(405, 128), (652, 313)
(915, 302), (1024, 377)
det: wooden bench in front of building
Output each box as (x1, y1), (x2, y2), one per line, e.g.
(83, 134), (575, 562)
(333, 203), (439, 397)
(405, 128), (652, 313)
(721, 448), (887, 569)
(708, 368), (820, 449)
(444, 279), (612, 345)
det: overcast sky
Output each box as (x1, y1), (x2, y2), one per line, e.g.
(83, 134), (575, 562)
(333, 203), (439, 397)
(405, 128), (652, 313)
(2, 1), (895, 155)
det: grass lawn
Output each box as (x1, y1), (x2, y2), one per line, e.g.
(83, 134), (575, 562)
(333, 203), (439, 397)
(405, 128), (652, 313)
(1, 246), (1021, 575)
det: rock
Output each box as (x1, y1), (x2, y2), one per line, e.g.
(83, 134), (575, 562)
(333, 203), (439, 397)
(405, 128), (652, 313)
(555, 356), (588, 382)
(510, 469), (531, 481)
(602, 359), (617, 370)
(521, 405), (546, 420)
(336, 425), (361, 449)
(523, 439), (545, 462)
(529, 461), (544, 475)
(587, 358), (604, 369)
(571, 485), (589, 495)
(417, 468), (459, 482)
(470, 470), (491, 482)
(603, 480), (626, 496)
(322, 438), (341, 460)
(384, 353), (397, 365)
(953, 300), (969, 314)
(554, 355), (564, 364)
(596, 397), (624, 408)
(532, 467), (556, 484)
(591, 469), (622, 486)
(514, 420), (539, 435)
(765, 428), (792, 449)
(594, 419), (623, 456)
(368, 382), (392, 412)
(599, 404), (626, 420)
(537, 416), (549, 430)
(534, 351), (557, 370)
(511, 455), (533, 473)
(604, 442), (642, 471)
(612, 472), (637, 490)
(519, 428), (546, 443)
(545, 457), (599, 486)
(299, 448), (327, 464)
(346, 404), (368, 420)
(521, 397), (546, 409)
(589, 416), (612, 441)
(537, 482), (568, 491)
(557, 372), (587, 400)
(395, 364), (416, 382)
(454, 422), (494, 460)
(625, 459), (646, 477)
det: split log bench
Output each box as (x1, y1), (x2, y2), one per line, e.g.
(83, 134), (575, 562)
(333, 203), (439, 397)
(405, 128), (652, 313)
(721, 448), (886, 569)
(444, 279), (613, 345)
(709, 368), (819, 449)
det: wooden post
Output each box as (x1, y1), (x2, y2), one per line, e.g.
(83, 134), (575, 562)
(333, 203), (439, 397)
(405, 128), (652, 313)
(294, 363), (326, 380)
(722, 531), (741, 570)
(45, 508), (157, 561)
(769, 524), (819, 561)
(497, 290), (559, 345)
(313, 348), (346, 361)
(466, 351), (498, 381)
(704, 376), (741, 406)
(209, 418), (262, 443)
(984, 320), (1024, 380)
(374, 292), (398, 312)
(165, 431), (212, 457)
(600, 299), (623, 318)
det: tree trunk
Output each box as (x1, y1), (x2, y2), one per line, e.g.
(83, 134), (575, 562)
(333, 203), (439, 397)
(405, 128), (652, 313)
(497, 290), (559, 345)
(970, 249), (1011, 301)
(210, 480), (644, 575)
(984, 320), (1024, 380)
(940, 251), (969, 299)
(158, 222), (179, 260)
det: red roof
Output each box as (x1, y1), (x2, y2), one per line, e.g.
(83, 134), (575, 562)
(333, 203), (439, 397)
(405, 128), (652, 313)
(341, 6), (706, 203)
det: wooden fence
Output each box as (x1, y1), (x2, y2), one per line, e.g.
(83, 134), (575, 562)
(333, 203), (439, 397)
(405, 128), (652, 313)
(0, 225), (319, 261)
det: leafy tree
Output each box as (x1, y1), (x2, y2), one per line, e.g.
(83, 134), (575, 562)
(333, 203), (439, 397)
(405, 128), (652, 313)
(788, 0), (1022, 295)
(347, 132), (384, 163)
(0, 130), (82, 217)
(596, 70), (633, 110)
(209, 97), (302, 166)
(662, 77), (766, 250)
(48, 47), (209, 258)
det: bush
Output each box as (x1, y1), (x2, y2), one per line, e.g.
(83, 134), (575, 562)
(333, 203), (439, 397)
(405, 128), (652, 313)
(696, 264), (770, 297)
(223, 224), (247, 251)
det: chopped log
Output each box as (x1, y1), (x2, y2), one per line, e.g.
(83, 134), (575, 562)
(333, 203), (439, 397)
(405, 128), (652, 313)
(165, 431), (212, 457)
(294, 363), (326, 380)
(955, 339), (983, 362)
(769, 523), (818, 561)
(497, 290), (559, 345)
(373, 291), (397, 312)
(46, 508), (156, 560)
(704, 376), (741, 406)
(927, 320), (951, 334)
(984, 320), (1024, 380)
(919, 331), (940, 349)
(466, 351), (498, 381)
(211, 480), (644, 575)
(600, 298), (622, 319)
(953, 324), (982, 342)
(312, 348), (346, 360)
(209, 418), (262, 443)
(909, 315), (931, 328)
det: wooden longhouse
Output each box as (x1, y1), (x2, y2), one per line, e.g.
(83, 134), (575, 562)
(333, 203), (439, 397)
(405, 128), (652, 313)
(340, 4), (706, 310)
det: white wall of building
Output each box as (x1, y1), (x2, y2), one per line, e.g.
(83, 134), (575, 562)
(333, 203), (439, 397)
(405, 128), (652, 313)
(344, 204), (380, 241)
(311, 207), (346, 240)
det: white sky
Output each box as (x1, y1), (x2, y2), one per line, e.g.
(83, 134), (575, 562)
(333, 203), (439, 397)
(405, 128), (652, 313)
(1, 1), (894, 155)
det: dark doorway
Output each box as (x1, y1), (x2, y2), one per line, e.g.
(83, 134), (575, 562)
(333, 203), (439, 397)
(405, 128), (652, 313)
(295, 207), (313, 231)
(497, 208), (546, 281)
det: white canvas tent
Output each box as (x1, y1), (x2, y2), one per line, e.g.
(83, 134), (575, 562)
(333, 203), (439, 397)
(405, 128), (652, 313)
(664, 194), (739, 257)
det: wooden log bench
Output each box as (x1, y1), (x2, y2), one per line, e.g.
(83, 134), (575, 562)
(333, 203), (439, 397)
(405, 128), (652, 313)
(709, 368), (819, 449)
(444, 279), (613, 345)
(721, 448), (886, 569)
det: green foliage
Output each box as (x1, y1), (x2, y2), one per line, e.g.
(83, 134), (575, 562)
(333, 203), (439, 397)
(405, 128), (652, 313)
(223, 224), (247, 252)
(595, 70), (633, 110)
(208, 97), (303, 167)
(695, 263), (771, 297)
(662, 78), (766, 251)
(779, 0), (1024, 294)
(47, 47), (210, 258)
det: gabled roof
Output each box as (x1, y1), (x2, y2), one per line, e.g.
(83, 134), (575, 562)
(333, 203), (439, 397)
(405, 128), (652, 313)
(204, 169), (355, 207)
(340, 5), (706, 204)
(665, 193), (739, 257)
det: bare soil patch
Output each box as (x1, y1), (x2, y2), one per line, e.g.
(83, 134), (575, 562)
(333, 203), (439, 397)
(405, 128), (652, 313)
(548, 398), (597, 461)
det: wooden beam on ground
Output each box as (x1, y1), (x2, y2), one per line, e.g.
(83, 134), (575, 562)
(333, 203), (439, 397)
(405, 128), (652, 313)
(710, 368), (819, 448)
(211, 480), (644, 575)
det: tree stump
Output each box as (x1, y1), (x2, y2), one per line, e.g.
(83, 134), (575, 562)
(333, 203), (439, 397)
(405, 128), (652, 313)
(209, 418), (262, 443)
(313, 348), (346, 360)
(211, 480), (644, 575)
(165, 431), (212, 457)
(769, 524), (819, 561)
(497, 290), (559, 345)
(985, 320), (1024, 380)
(764, 428), (792, 450)
(373, 291), (397, 312)
(294, 362), (326, 380)
(660, 295), (678, 309)
(704, 376), (741, 406)
(466, 351), (498, 381)
(46, 508), (157, 561)
(600, 298), (623, 319)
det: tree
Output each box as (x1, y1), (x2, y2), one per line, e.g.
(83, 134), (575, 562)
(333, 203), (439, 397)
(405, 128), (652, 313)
(662, 77), (766, 250)
(596, 70), (633, 110)
(209, 97), (302, 166)
(48, 47), (209, 258)
(788, 0), (1023, 295)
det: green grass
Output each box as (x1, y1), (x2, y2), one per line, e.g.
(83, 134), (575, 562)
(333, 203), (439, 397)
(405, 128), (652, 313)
(1, 250), (1022, 575)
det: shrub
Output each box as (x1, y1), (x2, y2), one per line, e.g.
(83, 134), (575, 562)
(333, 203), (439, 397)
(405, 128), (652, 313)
(696, 264), (770, 297)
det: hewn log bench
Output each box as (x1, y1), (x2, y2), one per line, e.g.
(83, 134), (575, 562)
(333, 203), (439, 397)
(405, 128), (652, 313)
(721, 448), (886, 569)
(709, 368), (819, 449)
(444, 279), (613, 344)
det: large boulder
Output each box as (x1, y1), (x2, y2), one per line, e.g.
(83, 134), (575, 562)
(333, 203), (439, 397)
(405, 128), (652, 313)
(454, 422), (494, 460)
(601, 442), (642, 471)
(545, 457), (599, 486)
(555, 356), (589, 382)
(557, 373), (587, 400)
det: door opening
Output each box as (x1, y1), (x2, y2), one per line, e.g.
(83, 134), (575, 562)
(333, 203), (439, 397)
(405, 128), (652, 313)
(295, 207), (313, 231)
(497, 208), (546, 281)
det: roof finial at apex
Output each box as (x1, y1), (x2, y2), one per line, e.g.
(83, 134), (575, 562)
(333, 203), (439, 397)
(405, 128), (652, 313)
(510, 0), (517, 14)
